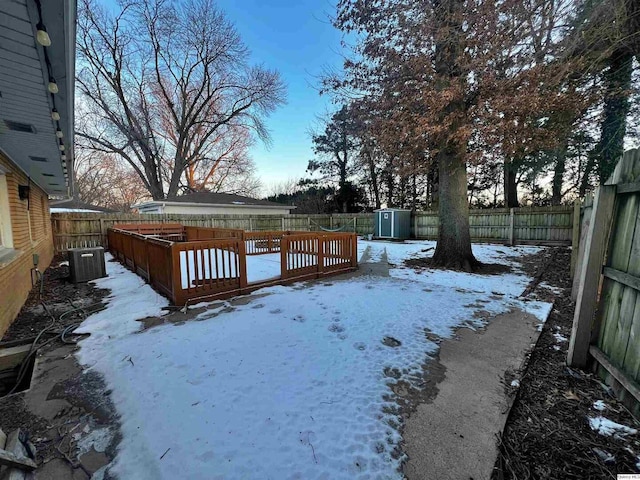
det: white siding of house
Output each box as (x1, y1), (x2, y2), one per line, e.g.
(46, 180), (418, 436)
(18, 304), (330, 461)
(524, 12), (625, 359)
(161, 204), (293, 215)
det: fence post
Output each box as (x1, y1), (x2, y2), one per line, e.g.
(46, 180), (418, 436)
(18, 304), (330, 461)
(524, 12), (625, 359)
(307, 216), (311, 231)
(170, 243), (182, 305)
(280, 236), (288, 279)
(145, 238), (152, 287)
(351, 234), (358, 267)
(281, 217), (285, 232)
(508, 208), (515, 246)
(354, 216), (357, 234)
(317, 234), (324, 276)
(330, 216), (333, 230)
(238, 239), (248, 290)
(99, 218), (105, 248)
(249, 217), (253, 232)
(570, 199), (581, 278)
(567, 185), (616, 368)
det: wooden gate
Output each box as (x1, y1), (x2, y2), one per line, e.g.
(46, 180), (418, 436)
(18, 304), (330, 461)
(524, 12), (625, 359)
(568, 149), (640, 416)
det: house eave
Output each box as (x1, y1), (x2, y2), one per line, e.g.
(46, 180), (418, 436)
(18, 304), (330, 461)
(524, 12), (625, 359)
(0, 0), (76, 198)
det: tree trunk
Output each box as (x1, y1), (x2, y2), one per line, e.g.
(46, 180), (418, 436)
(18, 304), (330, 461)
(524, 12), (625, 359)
(551, 156), (565, 205)
(399, 173), (407, 208)
(146, 172), (165, 200)
(432, 150), (478, 270)
(597, 48), (633, 183)
(367, 150), (381, 209)
(411, 172), (417, 210)
(386, 169), (395, 207)
(504, 161), (518, 207)
(579, 150), (596, 197)
(428, 164), (438, 209)
(429, 0), (478, 270)
(551, 144), (568, 205)
(339, 158), (348, 213)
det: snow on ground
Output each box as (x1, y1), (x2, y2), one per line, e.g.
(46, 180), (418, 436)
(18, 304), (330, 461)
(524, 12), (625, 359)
(246, 253), (281, 283)
(180, 249), (344, 288)
(588, 416), (638, 438)
(77, 242), (552, 479)
(593, 400), (607, 411)
(553, 332), (568, 343)
(359, 240), (550, 318)
(179, 250), (281, 287)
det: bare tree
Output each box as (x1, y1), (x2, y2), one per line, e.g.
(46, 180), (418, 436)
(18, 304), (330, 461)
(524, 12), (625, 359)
(74, 149), (149, 211)
(177, 122), (261, 196)
(76, 0), (285, 200)
(265, 177), (301, 198)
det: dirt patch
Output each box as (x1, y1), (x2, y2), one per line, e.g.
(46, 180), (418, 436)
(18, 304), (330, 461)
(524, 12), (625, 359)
(382, 346), (448, 461)
(137, 293), (276, 331)
(382, 336), (402, 347)
(0, 254), (118, 477)
(0, 395), (53, 458)
(1, 254), (108, 344)
(404, 257), (512, 275)
(493, 247), (640, 478)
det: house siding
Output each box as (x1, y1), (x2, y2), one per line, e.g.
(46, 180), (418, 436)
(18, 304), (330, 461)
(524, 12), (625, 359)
(0, 152), (54, 337)
(162, 204), (293, 216)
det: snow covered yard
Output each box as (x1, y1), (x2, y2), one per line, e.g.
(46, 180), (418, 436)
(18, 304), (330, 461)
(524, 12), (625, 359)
(75, 241), (552, 479)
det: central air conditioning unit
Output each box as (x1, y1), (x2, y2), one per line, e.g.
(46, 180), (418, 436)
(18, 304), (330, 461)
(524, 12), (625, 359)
(68, 247), (107, 283)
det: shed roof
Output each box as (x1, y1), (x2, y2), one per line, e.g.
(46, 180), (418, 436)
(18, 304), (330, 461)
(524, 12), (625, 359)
(374, 208), (412, 212)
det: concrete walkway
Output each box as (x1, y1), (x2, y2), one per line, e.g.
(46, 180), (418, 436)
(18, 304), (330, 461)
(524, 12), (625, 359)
(356, 244), (545, 479)
(354, 246), (390, 277)
(403, 308), (543, 480)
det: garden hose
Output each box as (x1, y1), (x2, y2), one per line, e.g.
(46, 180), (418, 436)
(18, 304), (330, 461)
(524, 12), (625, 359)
(7, 267), (106, 395)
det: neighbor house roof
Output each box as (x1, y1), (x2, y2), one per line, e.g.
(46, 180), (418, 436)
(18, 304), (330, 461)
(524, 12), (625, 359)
(50, 198), (116, 213)
(134, 192), (296, 210)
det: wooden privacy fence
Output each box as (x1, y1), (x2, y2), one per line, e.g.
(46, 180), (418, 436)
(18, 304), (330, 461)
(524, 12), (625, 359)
(52, 207), (573, 253)
(53, 213), (372, 252)
(107, 224), (358, 306)
(414, 206), (573, 244)
(568, 149), (640, 417)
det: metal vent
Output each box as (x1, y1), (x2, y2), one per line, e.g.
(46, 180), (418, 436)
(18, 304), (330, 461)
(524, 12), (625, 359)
(29, 156), (48, 162)
(4, 120), (36, 133)
(68, 247), (107, 283)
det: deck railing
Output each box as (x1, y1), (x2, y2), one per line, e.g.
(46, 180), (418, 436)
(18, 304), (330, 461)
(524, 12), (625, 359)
(184, 226), (244, 241)
(281, 232), (358, 280)
(113, 223), (185, 241)
(244, 231), (284, 255)
(107, 225), (357, 305)
(172, 238), (247, 305)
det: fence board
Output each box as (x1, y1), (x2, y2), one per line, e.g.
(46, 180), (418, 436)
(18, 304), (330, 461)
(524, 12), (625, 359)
(625, 297), (640, 382)
(569, 148), (640, 416)
(52, 207), (574, 253)
(567, 185), (617, 367)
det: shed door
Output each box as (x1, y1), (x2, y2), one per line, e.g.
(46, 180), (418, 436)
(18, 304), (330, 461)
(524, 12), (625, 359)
(380, 212), (392, 237)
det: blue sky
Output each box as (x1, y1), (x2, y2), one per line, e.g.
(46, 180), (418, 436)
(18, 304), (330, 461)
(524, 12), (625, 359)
(99, 0), (344, 191)
(215, 0), (344, 191)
